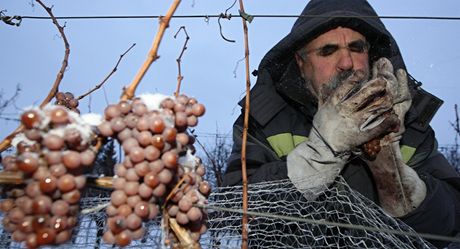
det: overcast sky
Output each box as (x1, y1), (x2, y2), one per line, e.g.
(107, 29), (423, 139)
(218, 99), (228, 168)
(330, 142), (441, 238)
(1, 0), (460, 150)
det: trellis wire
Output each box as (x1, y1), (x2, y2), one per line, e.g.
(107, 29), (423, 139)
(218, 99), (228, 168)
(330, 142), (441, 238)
(3, 174), (457, 248)
(13, 14), (460, 21)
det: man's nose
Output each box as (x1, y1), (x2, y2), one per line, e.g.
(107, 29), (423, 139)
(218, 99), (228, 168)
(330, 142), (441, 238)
(337, 49), (354, 71)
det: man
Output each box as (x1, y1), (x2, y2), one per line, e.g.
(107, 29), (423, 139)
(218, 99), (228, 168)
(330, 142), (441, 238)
(223, 0), (460, 247)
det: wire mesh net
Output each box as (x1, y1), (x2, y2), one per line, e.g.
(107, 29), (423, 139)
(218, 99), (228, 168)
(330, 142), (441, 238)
(0, 174), (436, 248)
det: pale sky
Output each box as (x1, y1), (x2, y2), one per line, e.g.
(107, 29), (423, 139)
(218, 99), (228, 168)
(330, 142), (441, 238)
(1, 0), (460, 149)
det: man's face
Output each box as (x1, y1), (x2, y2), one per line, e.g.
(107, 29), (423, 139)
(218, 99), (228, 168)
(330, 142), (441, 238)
(295, 27), (370, 98)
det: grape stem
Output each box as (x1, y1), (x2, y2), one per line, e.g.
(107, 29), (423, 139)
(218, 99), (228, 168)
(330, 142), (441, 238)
(163, 174), (187, 210)
(120, 0), (182, 101)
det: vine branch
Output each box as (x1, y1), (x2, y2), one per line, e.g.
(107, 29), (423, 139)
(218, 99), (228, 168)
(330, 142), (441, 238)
(238, 0), (251, 248)
(120, 0), (182, 100)
(174, 26), (190, 97)
(77, 43), (136, 100)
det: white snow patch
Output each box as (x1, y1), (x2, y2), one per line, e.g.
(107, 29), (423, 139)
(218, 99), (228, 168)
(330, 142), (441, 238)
(139, 93), (172, 111)
(178, 149), (198, 172)
(11, 133), (35, 147)
(20, 104), (96, 143)
(81, 113), (103, 126)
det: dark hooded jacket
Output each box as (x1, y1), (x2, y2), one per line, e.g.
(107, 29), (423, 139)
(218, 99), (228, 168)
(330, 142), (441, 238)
(223, 0), (460, 247)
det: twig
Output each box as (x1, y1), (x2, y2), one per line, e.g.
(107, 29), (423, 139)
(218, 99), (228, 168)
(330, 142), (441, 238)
(120, 0), (182, 101)
(174, 26), (190, 97)
(163, 175), (187, 209)
(0, 0), (70, 153)
(238, 0), (251, 248)
(35, 1), (70, 108)
(454, 104), (460, 135)
(0, 116), (20, 122)
(0, 84), (21, 113)
(77, 43), (136, 100)
(232, 57), (245, 78)
(190, 130), (221, 185)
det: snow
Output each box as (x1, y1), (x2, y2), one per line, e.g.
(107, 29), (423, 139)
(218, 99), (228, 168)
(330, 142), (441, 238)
(81, 113), (103, 126)
(19, 104), (99, 144)
(11, 133), (34, 147)
(178, 149), (199, 172)
(139, 93), (172, 111)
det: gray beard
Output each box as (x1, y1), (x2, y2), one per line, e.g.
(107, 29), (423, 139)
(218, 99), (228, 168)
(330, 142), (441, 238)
(304, 70), (369, 104)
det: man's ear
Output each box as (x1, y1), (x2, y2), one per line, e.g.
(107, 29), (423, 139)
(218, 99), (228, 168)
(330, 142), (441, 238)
(294, 52), (304, 72)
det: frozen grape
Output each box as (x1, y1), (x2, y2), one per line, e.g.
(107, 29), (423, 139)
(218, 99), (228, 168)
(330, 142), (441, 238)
(17, 153), (39, 174)
(62, 151), (81, 169)
(134, 202), (150, 219)
(51, 200), (69, 216)
(50, 107), (69, 124)
(126, 213), (142, 230)
(118, 100), (132, 114)
(55, 230), (71, 244)
(61, 189), (81, 204)
(39, 176), (57, 193)
(116, 230), (132, 247)
(43, 134), (65, 150)
(36, 228), (56, 246)
(117, 204), (132, 217)
(111, 190), (127, 207)
(162, 151), (178, 169)
(192, 103), (206, 117)
(21, 110), (41, 129)
(158, 169), (173, 184)
(97, 121), (114, 137)
(104, 104), (121, 120)
(32, 195), (52, 215)
(57, 174), (76, 193)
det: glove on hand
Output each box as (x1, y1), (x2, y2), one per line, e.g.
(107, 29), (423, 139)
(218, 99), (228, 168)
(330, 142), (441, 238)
(364, 58), (426, 217)
(288, 65), (400, 199)
(312, 69), (399, 154)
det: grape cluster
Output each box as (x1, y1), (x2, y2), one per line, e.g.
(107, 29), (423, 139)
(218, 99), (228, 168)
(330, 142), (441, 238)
(98, 94), (210, 247)
(55, 92), (80, 113)
(0, 105), (98, 248)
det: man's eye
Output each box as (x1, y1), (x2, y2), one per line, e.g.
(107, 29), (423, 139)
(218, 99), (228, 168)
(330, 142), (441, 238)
(348, 41), (369, 53)
(317, 45), (338, 56)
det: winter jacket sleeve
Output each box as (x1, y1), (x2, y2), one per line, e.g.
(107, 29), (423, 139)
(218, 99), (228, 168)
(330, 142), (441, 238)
(401, 151), (460, 248)
(222, 115), (288, 187)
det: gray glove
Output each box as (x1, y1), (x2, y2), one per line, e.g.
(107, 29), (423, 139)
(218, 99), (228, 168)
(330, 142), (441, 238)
(288, 65), (399, 199)
(364, 58), (426, 217)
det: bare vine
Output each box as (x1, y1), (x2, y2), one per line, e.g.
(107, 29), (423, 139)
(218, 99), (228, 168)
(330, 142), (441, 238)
(174, 26), (190, 97)
(120, 0), (182, 101)
(237, 0), (251, 248)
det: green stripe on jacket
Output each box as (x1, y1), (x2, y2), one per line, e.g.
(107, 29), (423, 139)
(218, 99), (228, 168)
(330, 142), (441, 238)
(267, 133), (416, 163)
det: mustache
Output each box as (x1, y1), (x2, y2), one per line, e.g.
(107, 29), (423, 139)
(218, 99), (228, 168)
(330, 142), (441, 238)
(318, 70), (369, 103)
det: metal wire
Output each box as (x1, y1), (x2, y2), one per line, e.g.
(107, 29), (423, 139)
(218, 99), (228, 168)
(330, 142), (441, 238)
(14, 14), (460, 21)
